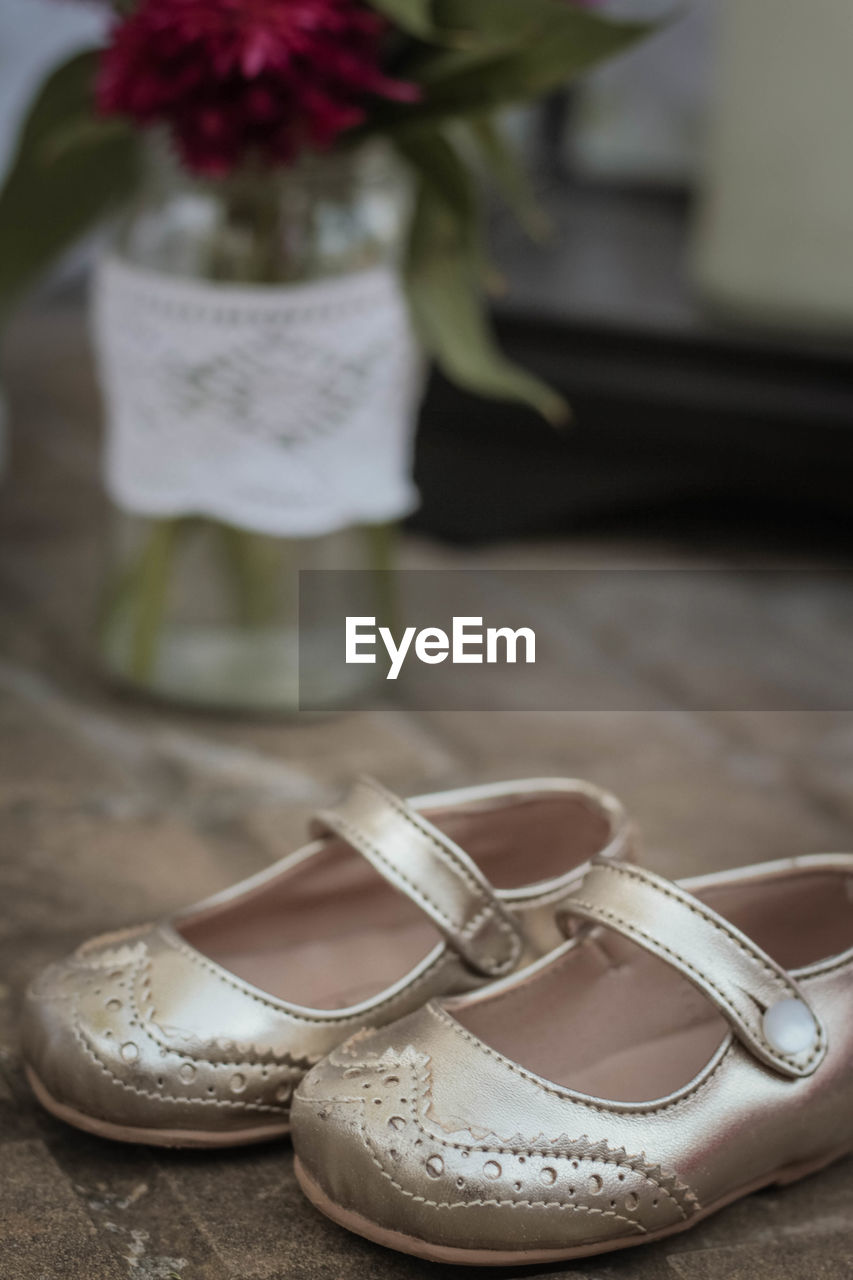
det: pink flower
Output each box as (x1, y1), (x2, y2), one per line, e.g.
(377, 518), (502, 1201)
(97, 0), (419, 176)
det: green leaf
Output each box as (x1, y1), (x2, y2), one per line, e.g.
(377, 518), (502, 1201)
(0, 50), (141, 316)
(376, 9), (651, 133)
(468, 115), (551, 241)
(400, 134), (567, 424)
(397, 129), (481, 251)
(367, 0), (435, 37)
(422, 10), (649, 102)
(397, 129), (494, 301)
(39, 115), (133, 165)
(431, 0), (584, 50)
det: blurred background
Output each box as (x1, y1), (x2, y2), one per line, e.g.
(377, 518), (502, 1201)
(414, 0), (853, 547)
(2, 5), (853, 1276)
(4, 0), (851, 547)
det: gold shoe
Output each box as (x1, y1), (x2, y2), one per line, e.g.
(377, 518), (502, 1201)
(293, 852), (853, 1265)
(22, 776), (629, 1148)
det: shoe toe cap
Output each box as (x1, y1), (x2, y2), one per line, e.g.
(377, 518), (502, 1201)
(23, 925), (172, 1129)
(22, 925), (297, 1141)
(292, 1021), (696, 1260)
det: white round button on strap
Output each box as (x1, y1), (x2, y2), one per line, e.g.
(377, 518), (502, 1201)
(762, 998), (818, 1057)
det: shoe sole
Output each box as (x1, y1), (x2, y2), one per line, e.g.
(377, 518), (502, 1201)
(294, 1147), (852, 1267)
(26, 1065), (290, 1148)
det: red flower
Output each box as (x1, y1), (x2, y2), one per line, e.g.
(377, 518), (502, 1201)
(97, 0), (419, 176)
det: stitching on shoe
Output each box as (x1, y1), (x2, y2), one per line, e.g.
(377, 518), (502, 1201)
(567, 895), (824, 1073)
(355, 1101), (648, 1224)
(320, 1040), (699, 1218)
(369, 781), (496, 900)
(323, 809), (517, 974)
(132, 953), (318, 1073)
(594, 864), (795, 988)
(371, 784), (514, 906)
(71, 1025), (287, 1114)
(76, 925), (151, 957)
(326, 812), (467, 933)
(368, 1161), (648, 1222)
(429, 1004), (729, 1117)
(364, 782), (522, 964)
(403, 1055), (696, 1218)
(170, 932), (450, 1022)
(799, 953), (853, 979)
(448, 943), (580, 1015)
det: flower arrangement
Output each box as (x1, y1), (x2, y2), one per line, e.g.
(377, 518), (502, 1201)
(0, 0), (648, 421)
(97, 0), (422, 176)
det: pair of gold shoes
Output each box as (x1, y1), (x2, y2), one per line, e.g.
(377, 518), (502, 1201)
(23, 775), (853, 1265)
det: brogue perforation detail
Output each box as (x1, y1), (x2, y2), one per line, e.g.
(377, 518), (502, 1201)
(72, 1025), (291, 1114)
(313, 1042), (700, 1222)
(52, 940), (304, 1116)
(133, 951), (318, 1074)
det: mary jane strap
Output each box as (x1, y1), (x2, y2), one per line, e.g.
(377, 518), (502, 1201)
(312, 777), (524, 978)
(563, 858), (826, 1079)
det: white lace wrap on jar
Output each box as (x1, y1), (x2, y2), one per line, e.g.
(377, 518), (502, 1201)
(93, 255), (423, 537)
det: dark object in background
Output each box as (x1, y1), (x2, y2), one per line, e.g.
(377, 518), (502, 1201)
(411, 183), (853, 545)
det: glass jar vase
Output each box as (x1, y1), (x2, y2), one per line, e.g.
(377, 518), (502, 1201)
(94, 141), (420, 712)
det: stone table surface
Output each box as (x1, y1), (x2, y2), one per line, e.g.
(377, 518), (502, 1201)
(1, 305), (853, 1279)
